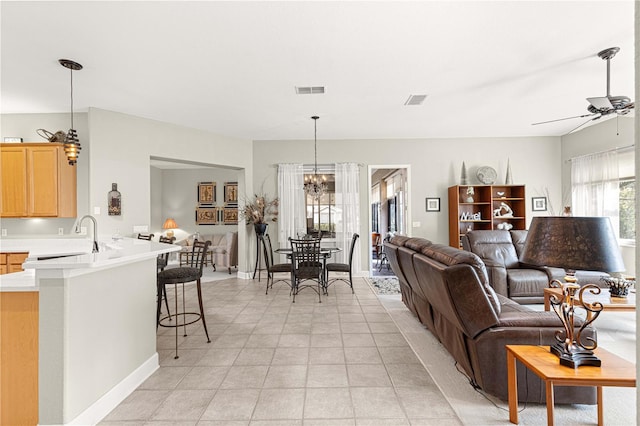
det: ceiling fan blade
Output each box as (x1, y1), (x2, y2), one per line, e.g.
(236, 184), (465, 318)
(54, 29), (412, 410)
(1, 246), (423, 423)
(587, 96), (613, 110)
(532, 113), (598, 126)
(566, 116), (603, 134)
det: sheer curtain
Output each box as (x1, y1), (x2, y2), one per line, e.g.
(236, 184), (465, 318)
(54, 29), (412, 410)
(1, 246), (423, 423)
(571, 151), (620, 235)
(335, 163), (360, 271)
(277, 164), (306, 246)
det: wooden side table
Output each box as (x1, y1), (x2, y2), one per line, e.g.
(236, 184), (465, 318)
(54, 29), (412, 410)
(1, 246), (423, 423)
(507, 345), (636, 426)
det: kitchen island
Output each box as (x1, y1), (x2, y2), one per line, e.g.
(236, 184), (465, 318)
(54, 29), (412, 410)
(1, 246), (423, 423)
(0, 237), (179, 425)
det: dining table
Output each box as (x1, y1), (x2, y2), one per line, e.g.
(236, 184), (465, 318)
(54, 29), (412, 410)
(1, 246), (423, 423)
(275, 246), (342, 291)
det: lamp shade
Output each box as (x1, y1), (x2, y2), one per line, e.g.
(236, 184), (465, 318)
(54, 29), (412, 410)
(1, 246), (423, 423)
(520, 216), (625, 273)
(162, 218), (178, 230)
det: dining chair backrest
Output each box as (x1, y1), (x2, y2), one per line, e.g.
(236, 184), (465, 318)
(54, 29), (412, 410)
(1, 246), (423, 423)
(157, 235), (176, 271)
(137, 233), (155, 241)
(347, 233), (360, 268)
(290, 237), (322, 279)
(187, 239), (212, 277)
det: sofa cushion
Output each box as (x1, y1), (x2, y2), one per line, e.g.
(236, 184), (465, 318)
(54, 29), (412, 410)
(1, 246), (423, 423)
(506, 268), (549, 299)
(466, 231), (520, 269)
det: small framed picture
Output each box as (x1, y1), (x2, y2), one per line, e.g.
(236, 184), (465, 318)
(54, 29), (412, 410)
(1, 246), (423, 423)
(195, 207), (218, 225)
(223, 208), (238, 224)
(426, 197), (440, 212)
(532, 197), (547, 212)
(224, 182), (238, 205)
(198, 182), (216, 205)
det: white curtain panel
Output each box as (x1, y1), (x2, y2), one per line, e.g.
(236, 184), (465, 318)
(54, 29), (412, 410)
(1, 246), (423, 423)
(571, 151), (620, 235)
(335, 162), (360, 270)
(277, 164), (306, 247)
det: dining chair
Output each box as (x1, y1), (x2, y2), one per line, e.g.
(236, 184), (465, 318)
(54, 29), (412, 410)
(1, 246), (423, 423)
(260, 234), (292, 294)
(137, 233), (155, 241)
(372, 232), (381, 261)
(156, 235), (176, 321)
(289, 237), (323, 303)
(325, 233), (359, 294)
(156, 239), (211, 359)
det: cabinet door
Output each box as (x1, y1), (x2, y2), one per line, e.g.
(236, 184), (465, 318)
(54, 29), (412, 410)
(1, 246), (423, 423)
(0, 147), (28, 216)
(28, 146), (58, 216)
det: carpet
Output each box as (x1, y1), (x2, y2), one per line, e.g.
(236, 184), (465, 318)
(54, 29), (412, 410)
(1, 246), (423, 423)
(369, 276), (401, 294)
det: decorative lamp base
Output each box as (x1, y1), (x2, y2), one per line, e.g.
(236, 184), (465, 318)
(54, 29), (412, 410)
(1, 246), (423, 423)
(550, 344), (601, 368)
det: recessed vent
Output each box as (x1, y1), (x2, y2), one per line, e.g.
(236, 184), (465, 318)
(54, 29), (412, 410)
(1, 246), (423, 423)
(296, 86), (325, 95)
(404, 94), (428, 106)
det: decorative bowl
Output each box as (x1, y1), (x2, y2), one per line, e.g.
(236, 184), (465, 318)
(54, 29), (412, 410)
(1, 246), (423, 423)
(600, 276), (635, 298)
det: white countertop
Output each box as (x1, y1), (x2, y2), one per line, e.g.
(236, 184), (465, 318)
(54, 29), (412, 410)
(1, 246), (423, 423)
(0, 237), (180, 291)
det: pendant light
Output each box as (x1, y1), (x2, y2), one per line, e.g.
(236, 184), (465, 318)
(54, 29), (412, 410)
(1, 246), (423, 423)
(59, 59), (83, 165)
(303, 116), (328, 200)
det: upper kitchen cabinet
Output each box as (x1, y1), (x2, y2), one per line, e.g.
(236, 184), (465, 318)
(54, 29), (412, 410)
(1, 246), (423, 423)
(1, 143), (77, 218)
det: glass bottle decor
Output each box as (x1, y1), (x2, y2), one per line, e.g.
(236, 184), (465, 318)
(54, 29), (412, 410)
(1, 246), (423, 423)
(108, 183), (122, 216)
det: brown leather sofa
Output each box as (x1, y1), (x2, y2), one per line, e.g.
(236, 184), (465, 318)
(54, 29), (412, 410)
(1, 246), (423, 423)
(385, 235), (596, 404)
(463, 230), (607, 303)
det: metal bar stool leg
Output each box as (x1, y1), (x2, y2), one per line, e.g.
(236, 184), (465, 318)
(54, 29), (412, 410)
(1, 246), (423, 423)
(196, 278), (211, 343)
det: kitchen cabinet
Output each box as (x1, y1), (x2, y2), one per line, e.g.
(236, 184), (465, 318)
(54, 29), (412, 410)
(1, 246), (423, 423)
(448, 185), (526, 248)
(1, 143), (76, 217)
(1, 291), (38, 425)
(0, 252), (29, 275)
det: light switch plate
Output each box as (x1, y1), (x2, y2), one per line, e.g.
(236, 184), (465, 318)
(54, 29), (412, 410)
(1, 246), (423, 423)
(1, 229), (6, 236)
(93, 206), (101, 215)
(58, 228), (64, 235)
(413, 221), (421, 227)
(133, 225), (149, 233)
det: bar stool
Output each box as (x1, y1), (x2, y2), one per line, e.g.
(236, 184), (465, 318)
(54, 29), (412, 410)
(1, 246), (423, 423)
(157, 239), (211, 359)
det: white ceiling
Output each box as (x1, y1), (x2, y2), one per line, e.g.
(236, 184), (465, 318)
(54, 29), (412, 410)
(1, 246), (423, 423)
(1, 1), (635, 141)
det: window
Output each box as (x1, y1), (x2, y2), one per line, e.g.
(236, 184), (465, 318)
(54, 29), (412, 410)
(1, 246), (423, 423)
(619, 177), (635, 241)
(304, 167), (336, 238)
(371, 183), (380, 233)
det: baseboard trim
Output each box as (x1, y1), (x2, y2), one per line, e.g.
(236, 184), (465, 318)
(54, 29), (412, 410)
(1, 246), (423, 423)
(66, 353), (159, 425)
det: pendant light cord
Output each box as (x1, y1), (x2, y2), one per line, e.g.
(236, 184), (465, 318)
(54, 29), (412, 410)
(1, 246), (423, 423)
(69, 67), (74, 130)
(314, 117), (318, 175)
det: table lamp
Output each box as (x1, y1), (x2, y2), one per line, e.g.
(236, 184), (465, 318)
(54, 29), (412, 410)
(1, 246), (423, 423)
(162, 218), (178, 238)
(520, 216), (625, 368)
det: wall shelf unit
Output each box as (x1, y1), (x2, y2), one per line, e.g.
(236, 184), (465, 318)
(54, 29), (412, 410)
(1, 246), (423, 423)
(448, 185), (526, 248)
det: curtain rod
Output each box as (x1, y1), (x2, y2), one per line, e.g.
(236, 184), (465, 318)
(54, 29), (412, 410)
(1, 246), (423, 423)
(271, 163), (364, 168)
(567, 144), (635, 162)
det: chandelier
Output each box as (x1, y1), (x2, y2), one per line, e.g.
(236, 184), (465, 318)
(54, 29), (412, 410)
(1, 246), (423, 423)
(59, 59), (83, 165)
(303, 116), (328, 200)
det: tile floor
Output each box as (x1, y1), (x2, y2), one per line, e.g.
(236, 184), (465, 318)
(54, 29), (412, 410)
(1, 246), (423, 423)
(100, 276), (462, 425)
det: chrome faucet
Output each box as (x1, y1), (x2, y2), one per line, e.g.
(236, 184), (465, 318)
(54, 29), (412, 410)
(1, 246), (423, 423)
(75, 215), (99, 253)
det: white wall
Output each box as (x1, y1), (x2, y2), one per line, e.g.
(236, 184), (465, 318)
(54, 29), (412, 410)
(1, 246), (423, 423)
(1, 109), (254, 273)
(253, 136), (564, 270)
(156, 167), (240, 241)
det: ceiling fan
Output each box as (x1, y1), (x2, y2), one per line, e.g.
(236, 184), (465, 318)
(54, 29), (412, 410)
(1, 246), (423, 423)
(532, 47), (634, 133)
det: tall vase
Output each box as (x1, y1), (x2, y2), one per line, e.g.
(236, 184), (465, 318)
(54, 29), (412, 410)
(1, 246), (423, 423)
(254, 223), (268, 236)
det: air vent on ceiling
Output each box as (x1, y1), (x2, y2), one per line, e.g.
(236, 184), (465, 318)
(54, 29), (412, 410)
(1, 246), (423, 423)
(296, 86), (325, 95)
(404, 94), (428, 106)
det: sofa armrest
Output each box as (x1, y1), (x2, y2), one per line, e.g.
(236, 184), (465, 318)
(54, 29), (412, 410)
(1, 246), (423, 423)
(483, 263), (509, 298)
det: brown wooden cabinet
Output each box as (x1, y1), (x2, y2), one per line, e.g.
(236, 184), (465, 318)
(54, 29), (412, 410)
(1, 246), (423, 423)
(1, 291), (38, 425)
(1, 143), (76, 217)
(0, 252), (29, 275)
(448, 185), (526, 248)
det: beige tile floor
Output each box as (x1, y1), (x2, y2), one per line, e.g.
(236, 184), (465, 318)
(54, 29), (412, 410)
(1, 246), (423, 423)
(100, 276), (462, 426)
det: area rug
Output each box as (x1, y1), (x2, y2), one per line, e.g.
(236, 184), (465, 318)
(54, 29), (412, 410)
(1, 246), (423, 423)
(368, 276), (401, 295)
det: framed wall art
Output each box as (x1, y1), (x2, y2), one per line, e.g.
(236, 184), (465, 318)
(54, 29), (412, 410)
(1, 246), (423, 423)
(532, 197), (547, 212)
(224, 182), (238, 206)
(195, 207), (218, 225)
(426, 197), (440, 212)
(223, 208), (238, 224)
(198, 182), (216, 205)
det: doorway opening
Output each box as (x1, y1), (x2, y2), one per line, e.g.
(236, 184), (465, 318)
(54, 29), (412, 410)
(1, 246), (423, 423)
(368, 165), (410, 276)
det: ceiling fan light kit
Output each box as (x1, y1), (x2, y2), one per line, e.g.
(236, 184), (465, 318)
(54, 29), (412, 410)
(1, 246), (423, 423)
(532, 47), (634, 133)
